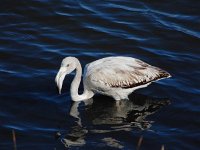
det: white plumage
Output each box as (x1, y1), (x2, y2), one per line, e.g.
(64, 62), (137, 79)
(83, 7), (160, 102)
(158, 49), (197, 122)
(55, 56), (171, 101)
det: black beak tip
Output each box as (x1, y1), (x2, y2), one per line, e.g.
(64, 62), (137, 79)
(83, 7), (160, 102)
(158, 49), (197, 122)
(56, 86), (60, 94)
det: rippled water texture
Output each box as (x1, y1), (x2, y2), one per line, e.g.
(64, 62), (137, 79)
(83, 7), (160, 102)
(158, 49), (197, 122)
(0, 0), (200, 150)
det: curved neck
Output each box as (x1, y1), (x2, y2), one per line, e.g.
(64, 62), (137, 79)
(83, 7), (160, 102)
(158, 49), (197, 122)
(70, 60), (93, 101)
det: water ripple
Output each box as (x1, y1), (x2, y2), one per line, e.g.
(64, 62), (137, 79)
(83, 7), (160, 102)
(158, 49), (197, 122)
(0, 0), (199, 149)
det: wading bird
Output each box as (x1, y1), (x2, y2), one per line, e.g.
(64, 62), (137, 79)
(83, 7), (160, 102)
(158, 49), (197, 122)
(55, 56), (171, 101)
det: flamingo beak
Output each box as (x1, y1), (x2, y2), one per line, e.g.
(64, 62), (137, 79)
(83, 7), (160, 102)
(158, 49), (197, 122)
(55, 67), (67, 94)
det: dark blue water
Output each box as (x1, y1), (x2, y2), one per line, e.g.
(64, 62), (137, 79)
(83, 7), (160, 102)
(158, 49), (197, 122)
(0, 0), (199, 149)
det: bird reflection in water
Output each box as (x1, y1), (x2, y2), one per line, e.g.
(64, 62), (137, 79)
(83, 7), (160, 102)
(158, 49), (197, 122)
(56, 94), (170, 148)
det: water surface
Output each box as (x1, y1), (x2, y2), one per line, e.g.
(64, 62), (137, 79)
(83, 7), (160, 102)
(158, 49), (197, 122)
(0, 0), (200, 149)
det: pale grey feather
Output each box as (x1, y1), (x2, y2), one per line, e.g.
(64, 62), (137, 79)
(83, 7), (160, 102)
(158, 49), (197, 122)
(85, 57), (171, 89)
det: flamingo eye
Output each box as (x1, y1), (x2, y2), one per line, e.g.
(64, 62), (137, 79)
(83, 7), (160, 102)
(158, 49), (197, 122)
(66, 64), (70, 67)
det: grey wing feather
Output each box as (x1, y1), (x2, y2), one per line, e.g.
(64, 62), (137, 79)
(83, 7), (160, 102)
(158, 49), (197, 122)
(87, 57), (171, 89)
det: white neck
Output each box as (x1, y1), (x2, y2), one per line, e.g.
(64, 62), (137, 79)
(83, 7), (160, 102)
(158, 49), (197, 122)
(70, 60), (93, 101)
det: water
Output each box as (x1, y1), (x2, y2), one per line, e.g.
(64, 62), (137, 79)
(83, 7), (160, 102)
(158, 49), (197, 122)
(0, 0), (199, 149)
